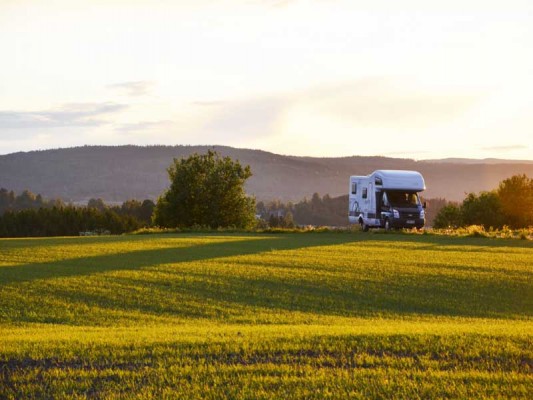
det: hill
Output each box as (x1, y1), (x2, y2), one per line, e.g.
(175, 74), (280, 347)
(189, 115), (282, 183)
(1, 145), (532, 202)
(1, 232), (531, 398)
(421, 157), (533, 164)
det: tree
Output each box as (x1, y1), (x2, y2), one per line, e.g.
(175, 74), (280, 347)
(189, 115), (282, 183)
(283, 211), (295, 228)
(139, 199), (155, 225)
(421, 197), (448, 227)
(0, 188), (15, 214)
(433, 204), (462, 229)
(153, 151), (256, 228)
(14, 190), (37, 211)
(497, 174), (533, 228)
(87, 198), (107, 212)
(461, 191), (504, 229)
(268, 214), (281, 228)
(432, 174), (533, 229)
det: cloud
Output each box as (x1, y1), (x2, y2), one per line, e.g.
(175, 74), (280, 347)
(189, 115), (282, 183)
(191, 101), (226, 107)
(107, 81), (154, 97)
(261, 0), (297, 8)
(300, 78), (484, 129)
(199, 96), (289, 141)
(481, 145), (529, 152)
(109, 97), (288, 146)
(193, 78), (483, 141)
(115, 120), (173, 133)
(0, 77), (491, 158)
(0, 103), (127, 130)
(172, 77), (483, 151)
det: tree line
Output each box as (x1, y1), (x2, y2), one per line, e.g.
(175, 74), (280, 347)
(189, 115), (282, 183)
(256, 194), (449, 228)
(0, 190), (155, 237)
(433, 174), (533, 229)
(257, 193), (347, 228)
(0, 188), (64, 214)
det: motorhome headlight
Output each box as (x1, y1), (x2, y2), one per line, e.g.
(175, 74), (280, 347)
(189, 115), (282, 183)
(420, 209), (425, 219)
(393, 209), (400, 219)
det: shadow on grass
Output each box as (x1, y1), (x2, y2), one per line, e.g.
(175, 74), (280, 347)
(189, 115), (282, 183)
(0, 234), (147, 250)
(1, 233), (531, 320)
(0, 233), (359, 284)
(48, 268), (532, 321)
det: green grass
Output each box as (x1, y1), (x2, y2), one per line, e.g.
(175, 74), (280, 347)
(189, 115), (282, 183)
(0, 233), (532, 398)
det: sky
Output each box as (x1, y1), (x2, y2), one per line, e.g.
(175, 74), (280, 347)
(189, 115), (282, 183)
(0, 0), (532, 160)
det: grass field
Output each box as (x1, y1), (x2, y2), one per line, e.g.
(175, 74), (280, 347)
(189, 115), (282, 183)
(0, 232), (532, 398)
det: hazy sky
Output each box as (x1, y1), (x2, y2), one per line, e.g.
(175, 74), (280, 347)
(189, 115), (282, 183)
(1, 0), (532, 159)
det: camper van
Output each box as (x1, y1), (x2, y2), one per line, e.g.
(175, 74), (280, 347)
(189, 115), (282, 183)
(349, 170), (426, 231)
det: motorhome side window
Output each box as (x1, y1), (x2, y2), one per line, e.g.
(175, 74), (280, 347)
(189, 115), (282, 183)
(375, 177), (383, 185)
(351, 182), (357, 194)
(362, 188), (367, 199)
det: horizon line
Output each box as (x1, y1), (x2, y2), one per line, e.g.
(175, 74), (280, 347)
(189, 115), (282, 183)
(1, 144), (532, 163)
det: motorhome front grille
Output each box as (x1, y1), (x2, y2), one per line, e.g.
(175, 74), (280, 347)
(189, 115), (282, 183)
(399, 211), (418, 219)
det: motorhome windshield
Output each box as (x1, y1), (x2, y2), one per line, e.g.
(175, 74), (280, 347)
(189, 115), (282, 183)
(386, 191), (420, 207)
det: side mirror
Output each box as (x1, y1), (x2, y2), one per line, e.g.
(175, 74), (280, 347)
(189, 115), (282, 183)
(423, 201), (427, 209)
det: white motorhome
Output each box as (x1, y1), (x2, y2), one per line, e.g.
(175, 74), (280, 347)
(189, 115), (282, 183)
(349, 170), (426, 231)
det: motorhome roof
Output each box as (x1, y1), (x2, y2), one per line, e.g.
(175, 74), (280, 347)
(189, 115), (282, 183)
(350, 170), (425, 191)
(373, 170), (425, 191)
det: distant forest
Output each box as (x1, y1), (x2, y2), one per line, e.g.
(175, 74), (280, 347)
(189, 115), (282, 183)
(0, 189), (154, 237)
(0, 188), (64, 214)
(0, 188), (449, 237)
(257, 193), (447, 228)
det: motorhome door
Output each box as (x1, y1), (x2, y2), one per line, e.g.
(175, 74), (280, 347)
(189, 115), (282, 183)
(368, 182), (375, 220)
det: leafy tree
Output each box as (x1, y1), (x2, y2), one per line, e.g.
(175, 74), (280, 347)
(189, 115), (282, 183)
(432, 204), (463, 229)
(433, 192), (504, 230)
(266, 212), (295, 228)
(153, 151), (255, 228)
(0, 188), (64, 215)
(497, 174), (533, 228)
(461, 191), (505, 229)
(433, 174), (532, 229)
(284, 211), (295, 228)
(0, 189), (15, 214)
(14, 190), (38, 211)
(95, 198), (155, 227)
(87, 198), (107, 211)
(268, 214), (281, 228)
(139, 199), (156, 225)
(421, 197), (448, 227)
(121, 199), (142, 213)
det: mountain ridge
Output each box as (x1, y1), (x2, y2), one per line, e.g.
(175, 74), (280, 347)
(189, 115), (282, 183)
(420, 157), (533, 165)
(1, 145), (532, 203)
